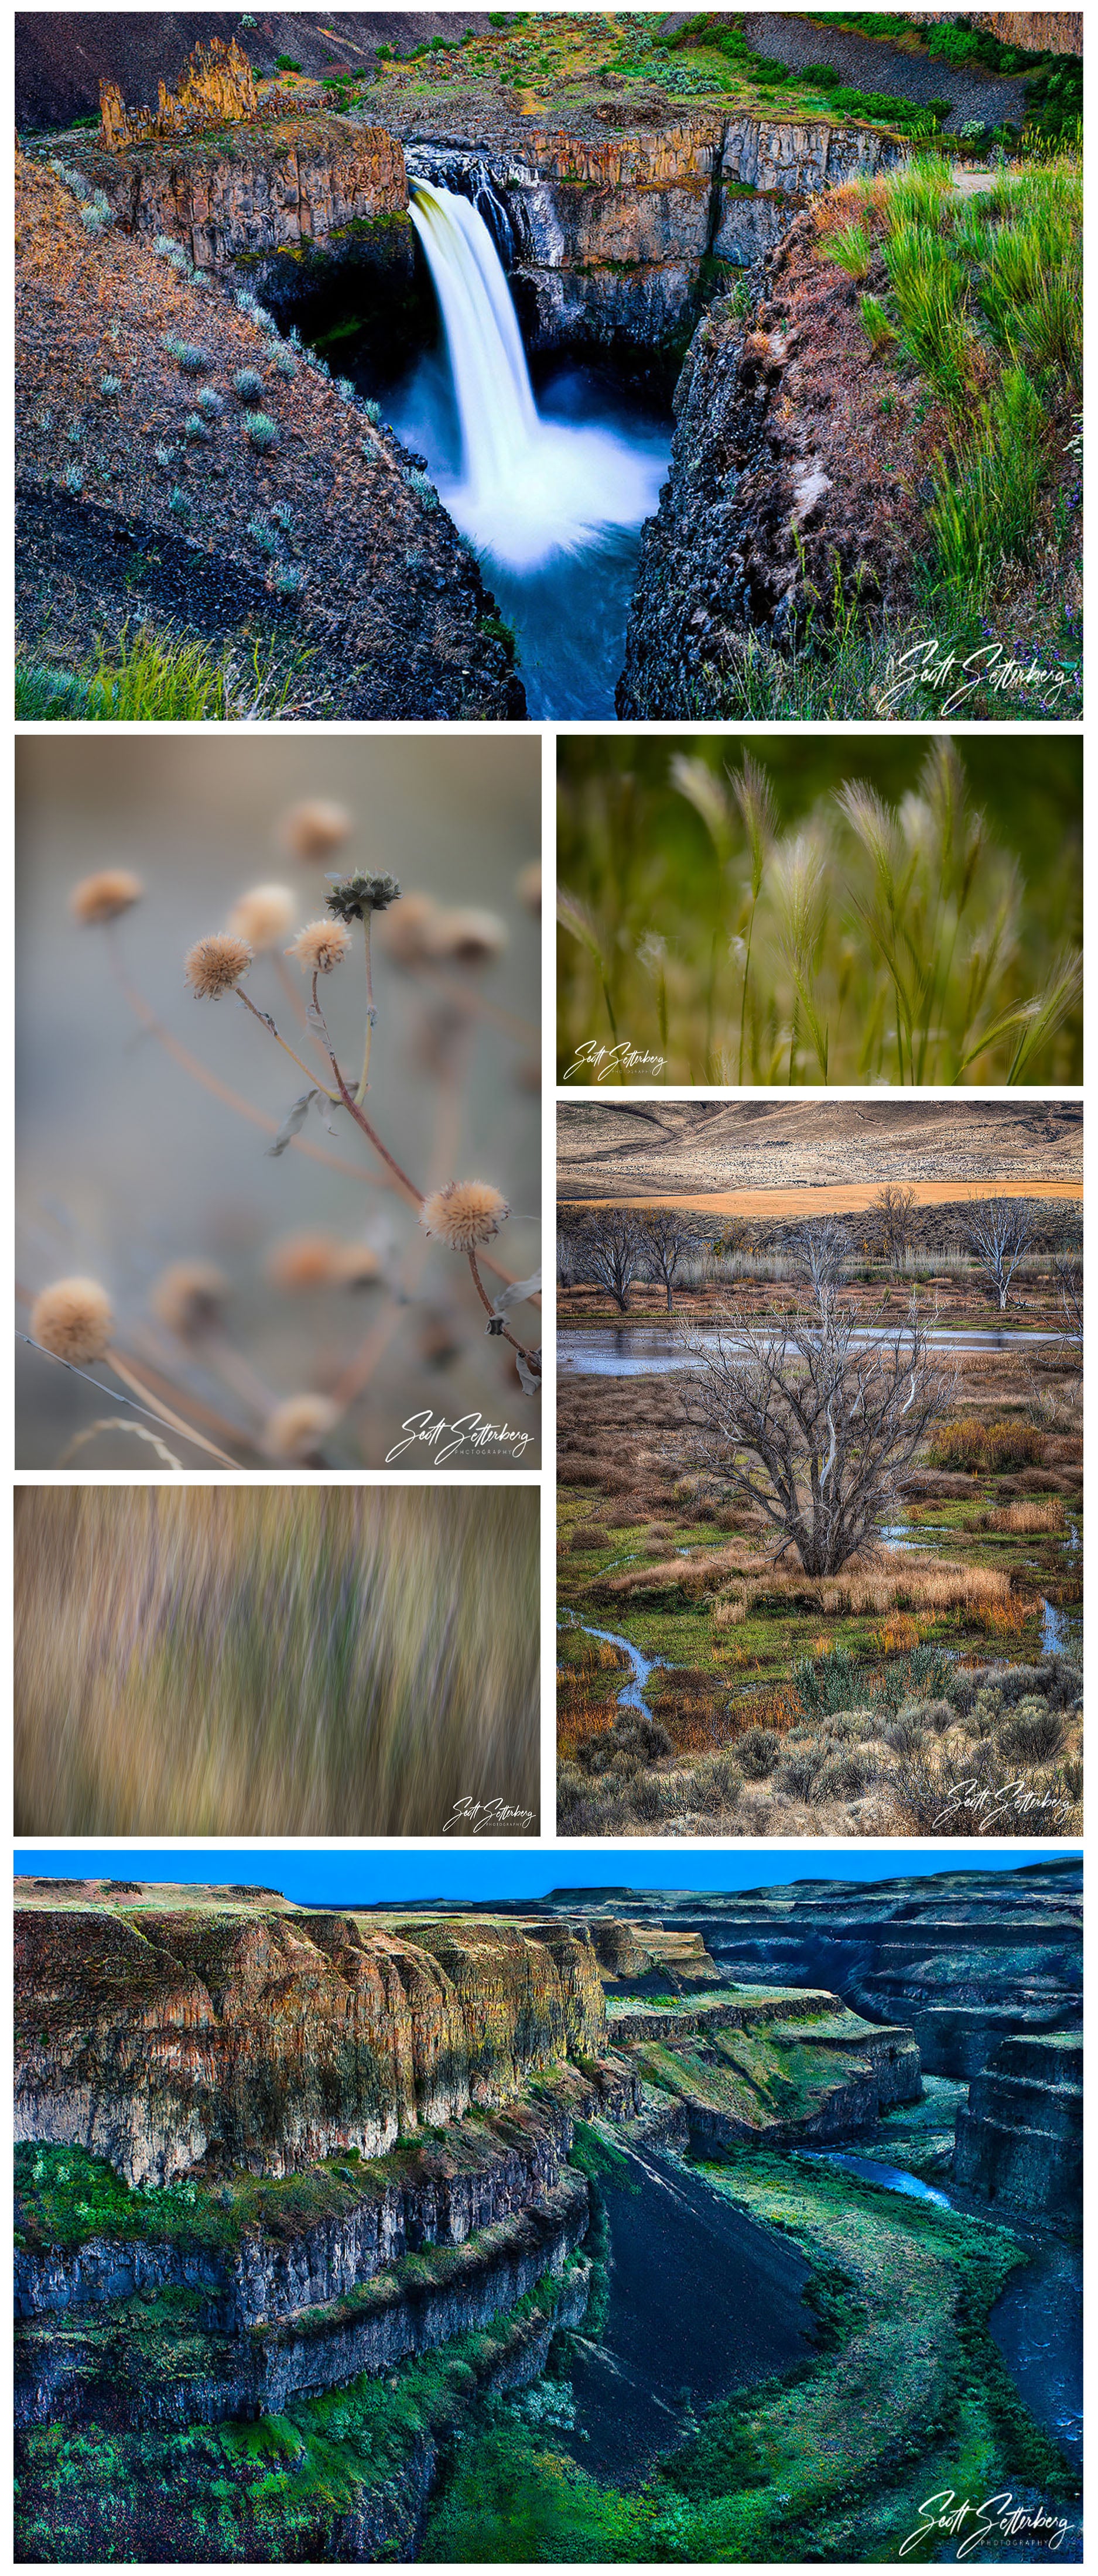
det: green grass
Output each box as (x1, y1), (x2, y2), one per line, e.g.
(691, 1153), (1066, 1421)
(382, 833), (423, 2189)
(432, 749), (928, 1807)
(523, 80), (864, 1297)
(557, 734), (1082, 1085)
(15, 627), (302, 720)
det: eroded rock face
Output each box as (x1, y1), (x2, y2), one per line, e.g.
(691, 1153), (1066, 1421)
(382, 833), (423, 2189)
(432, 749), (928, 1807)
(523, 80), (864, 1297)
(101, 122), (408, 265)
(953, 2033), (1082, 2220)
(14, 1906), (607, 2184)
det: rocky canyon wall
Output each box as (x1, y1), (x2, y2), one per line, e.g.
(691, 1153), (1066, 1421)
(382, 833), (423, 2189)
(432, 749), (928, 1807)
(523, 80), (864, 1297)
(14, 1904), (608, 2185)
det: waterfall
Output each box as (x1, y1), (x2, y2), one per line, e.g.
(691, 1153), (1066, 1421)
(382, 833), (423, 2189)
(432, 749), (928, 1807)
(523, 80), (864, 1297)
(409, 177), (665, 574)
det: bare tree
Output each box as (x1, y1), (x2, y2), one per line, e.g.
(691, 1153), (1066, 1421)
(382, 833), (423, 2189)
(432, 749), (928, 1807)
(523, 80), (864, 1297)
(786, 1214), (851, 1290)
(556, 1214), (590, 1290)
(580, 1205), (644, 1313)
(675, 1276), (953, 1575)
(960, 1197), (1034, 1310)
(868, 1183), (917, 1269)
(638, 1206), (698, 1317)
(1052, 1245), (1082, 1368)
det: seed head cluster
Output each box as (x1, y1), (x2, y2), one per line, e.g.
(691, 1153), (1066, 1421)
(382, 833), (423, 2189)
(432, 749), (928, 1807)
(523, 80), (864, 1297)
(70, 869), (143, 926)
(281, 800), (352, 864)
(267, 1232), (343, 1291)
(287, 920), (351, 975)
(184, 933), (252, 999)
(151, 1261), (227, 1341)
(433, 906), (507, 965)
(264, 1393), (340, 1460)
(31, 1276), (114, 1365)
(226, 884), (296, 951)
(420, 1180), (509, 1251)
(325, 869), (402, 924)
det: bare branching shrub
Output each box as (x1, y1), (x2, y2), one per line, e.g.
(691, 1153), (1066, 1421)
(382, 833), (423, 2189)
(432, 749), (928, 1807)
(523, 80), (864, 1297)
(959, 1195), (1034, 1310)
(675, 1242), (954, 1575)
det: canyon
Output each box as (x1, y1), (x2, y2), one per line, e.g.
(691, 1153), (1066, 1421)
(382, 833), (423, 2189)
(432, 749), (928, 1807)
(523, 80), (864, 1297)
(14, 1868), (1080, 2561)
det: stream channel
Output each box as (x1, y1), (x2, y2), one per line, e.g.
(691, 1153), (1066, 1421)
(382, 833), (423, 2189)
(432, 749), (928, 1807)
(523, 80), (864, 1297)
(555, 2139), (1082, 2498)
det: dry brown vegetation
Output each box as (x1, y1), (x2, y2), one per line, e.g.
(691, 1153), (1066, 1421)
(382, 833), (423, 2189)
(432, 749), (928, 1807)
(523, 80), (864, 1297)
(557, 1318), (1082, 1839)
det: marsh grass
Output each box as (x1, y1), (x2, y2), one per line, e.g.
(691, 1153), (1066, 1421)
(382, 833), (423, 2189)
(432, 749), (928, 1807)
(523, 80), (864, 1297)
(15, 1488), (539, 1835)
(557, 737), (1081, 1084)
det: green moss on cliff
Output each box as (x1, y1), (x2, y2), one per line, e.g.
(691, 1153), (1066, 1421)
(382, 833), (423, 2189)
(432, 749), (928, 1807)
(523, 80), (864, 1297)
(15, 2274), (576, 2561)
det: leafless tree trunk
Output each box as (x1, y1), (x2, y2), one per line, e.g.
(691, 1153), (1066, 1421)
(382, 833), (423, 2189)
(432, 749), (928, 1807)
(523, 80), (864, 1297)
(674, 1276), (954, 1575)
(638, 1206), (697, 1317)
(868, 1183), (917, 1269)
(1053, 1247), (1082, 1369)
(785, 1214), (851, 1291)
(960, 1197), (1034, 1310)
(556, 1217), (589, 1290)
(576, 1205), (644, 1313)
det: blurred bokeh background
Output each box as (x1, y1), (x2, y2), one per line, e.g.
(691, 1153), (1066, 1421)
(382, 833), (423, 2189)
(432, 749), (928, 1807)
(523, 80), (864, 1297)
(557, 732), (1082, 1085)
(17, 734), (541, 1468)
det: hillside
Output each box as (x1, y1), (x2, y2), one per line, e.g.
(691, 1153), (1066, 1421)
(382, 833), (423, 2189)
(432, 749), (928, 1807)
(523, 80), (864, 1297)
(557, 1099), (1083, 1199)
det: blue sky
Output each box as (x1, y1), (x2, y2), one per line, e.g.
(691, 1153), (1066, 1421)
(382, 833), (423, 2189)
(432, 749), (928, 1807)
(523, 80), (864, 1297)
(14, 1847), (1079, 1907)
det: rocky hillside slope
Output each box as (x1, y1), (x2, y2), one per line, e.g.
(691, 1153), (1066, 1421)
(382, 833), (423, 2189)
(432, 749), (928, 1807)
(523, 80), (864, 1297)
(15, 152), (521, 714)
(556, 1098), (1084, 1199)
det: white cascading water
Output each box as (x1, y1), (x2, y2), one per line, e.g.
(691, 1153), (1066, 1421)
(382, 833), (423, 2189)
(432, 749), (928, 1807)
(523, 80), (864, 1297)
(409, 178), (665, 574)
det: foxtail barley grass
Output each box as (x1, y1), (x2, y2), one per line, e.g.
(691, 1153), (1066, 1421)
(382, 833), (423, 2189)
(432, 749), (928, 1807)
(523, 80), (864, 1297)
(15, 1488), (539, 1835)
(557, 737), (1081, 1085)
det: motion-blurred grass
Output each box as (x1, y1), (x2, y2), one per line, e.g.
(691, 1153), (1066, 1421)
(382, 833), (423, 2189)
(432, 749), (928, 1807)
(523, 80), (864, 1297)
(557, 734), (1082, 1084)
(15, 1488), (539, 1836)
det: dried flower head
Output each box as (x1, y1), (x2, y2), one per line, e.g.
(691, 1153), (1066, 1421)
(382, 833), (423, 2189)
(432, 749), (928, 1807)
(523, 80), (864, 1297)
(226, 883), (296, 951)
(331, 1242), (382, 1289)
(264, 1393), (340, 1461)
(325, 869), (402, 924)
(184, 933), (252, 998)
(420, 1180), (509, 1251)
(430, 906), (508, 965)
(378, 891), (440, 967)
(281, 800), (352, 864)
(70, 869), (144, 926)
(267, 1232), (341, 1291)
(287, 919), (351, 975)
(151, 1260), (228, 1340)
(30, 1276), (114, 1365)
(516, 864), (542, 917)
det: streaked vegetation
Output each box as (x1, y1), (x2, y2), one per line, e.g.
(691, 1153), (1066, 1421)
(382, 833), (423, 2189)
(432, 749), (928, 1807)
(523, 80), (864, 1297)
(15, 1486), (539, 1834)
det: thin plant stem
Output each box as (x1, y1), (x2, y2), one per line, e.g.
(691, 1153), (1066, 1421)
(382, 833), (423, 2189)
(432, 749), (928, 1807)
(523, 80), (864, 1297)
(107, 1352), (238, 1465)
(738, 893), (760, 1086)
(104, 931), (384, 1186)
(355, 910), (375, 1104)
(310, 975), (424, 1208)
(235, 986), (340, 1099)
(467, 1247), (538, 1364)
(273, 951), (319, 1041)
(19, 1331), (234, 1462)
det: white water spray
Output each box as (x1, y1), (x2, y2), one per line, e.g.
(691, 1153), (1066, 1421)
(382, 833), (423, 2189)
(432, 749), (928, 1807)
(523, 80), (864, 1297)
(409, 177), (665, 574)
